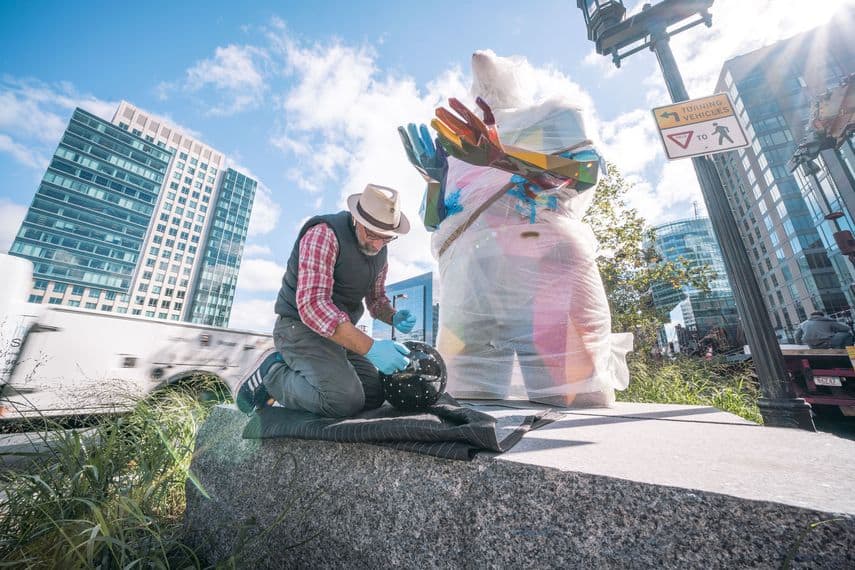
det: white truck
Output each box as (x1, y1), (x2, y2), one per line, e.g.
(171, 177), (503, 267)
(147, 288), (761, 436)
(1, 254), (273, 421)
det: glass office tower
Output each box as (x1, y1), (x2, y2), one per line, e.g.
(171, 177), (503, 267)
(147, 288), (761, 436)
(10, 108), (170, 311)
(10, 101), (258, 326)
(187, 169), (256, 326)
(649, 218), (740, 350)
(713, 14), (855, 340)
(372, 272), (435, 345)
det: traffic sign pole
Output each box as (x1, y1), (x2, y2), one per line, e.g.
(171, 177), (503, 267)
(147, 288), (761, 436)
(650, 25), (814, 429)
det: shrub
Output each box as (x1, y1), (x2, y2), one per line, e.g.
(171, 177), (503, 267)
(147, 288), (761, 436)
(618, 354), (763, 424)
(0, 380), (221, 568)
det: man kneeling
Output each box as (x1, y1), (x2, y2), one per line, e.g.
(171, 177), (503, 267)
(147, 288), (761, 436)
(235, 184), (417, 417)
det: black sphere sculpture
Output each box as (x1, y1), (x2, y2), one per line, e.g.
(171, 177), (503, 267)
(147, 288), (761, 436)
(380, 341), (448, 412)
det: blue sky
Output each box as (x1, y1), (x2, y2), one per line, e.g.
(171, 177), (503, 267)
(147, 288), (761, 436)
(1, 0), (852, 331)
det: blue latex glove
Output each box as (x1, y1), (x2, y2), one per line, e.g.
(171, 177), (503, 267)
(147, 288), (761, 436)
(365, 340), (410, 375)
(393, 309), (417, 333)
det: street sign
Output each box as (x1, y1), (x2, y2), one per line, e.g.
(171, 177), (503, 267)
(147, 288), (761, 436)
(652, 93), (749, 160)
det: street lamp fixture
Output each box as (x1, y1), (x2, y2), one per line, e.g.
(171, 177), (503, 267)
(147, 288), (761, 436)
(577, 0), (712, 67)
(577, 0), (815, 429)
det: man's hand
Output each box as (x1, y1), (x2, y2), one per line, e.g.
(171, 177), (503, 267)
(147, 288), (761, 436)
(393, 309), (417, 333)
(365, 340), (411, 374)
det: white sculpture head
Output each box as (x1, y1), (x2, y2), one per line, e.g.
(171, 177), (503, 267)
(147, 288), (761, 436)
(469, 50), (591, 155)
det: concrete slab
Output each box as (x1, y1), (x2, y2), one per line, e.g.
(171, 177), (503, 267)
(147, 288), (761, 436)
(476, 402), (855, 515)
(184, 402), (855, 568)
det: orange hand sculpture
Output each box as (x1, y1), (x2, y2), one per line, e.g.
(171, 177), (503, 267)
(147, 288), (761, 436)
(432, 97), (599, 190)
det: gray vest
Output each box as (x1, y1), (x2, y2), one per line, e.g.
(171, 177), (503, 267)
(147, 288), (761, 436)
(275, 211), (387, 326)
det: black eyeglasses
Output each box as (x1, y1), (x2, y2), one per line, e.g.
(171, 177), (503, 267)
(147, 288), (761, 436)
(362, 226), (398, 243)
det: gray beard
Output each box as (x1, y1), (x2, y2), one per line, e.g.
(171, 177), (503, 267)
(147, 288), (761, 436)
(358, 244), (380, 256)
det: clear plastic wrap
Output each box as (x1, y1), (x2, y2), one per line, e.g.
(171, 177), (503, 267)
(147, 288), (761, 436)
(433, 159), (632, 404)
(427, 53), (633, 405)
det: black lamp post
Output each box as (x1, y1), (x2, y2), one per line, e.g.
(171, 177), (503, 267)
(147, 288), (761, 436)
(577, 0), (815, 430)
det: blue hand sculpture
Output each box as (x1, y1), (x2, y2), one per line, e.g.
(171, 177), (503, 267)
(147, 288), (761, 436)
(398, 123), (448, 230)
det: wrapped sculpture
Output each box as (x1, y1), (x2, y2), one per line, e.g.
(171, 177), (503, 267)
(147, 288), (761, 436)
(400, 51), (632, 406)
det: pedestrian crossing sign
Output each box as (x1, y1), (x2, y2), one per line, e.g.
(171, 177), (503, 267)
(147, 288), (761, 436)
(651, 93), (749, 160)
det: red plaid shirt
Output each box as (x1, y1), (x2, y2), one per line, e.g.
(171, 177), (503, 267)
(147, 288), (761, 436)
(296, 224), (395, 337)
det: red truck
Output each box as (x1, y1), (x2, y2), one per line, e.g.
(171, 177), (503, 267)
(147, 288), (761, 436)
(780, 346), (855, 417)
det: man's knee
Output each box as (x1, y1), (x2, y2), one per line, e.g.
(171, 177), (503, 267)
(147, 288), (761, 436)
(318, 383), (365, 418)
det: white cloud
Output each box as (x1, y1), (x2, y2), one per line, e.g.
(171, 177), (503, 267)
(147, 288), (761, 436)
(0, 134), (47, 170)
(247, 181), (280, 237)
(599, 109), (661, 175)
(0, 199), (27, 253)
(235, 258), (284, 292)
(625, 160), (704, 226)
(582, 48), (618, 79)
(243, 244), (273, 257)
(228, 298), (277, 332)
(266, 33), (610, 283)
(182, 44), (271, 115)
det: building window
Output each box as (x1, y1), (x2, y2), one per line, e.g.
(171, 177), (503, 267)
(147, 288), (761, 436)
(28, 295), (43, 303)
(72, 285), (84, 296)
(34, 280), (48, 290)
(68, 300), (80, 307)
(53, 283), (67, 293)
(101, 305), (113, 312)
(85, 302), (97, 309)
(89, 289), (101, 298)
(132, 309), (142, 315)
(105, 291), (116, 300)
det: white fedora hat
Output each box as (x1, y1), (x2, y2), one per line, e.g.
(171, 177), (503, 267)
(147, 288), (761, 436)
(347, 184), (410, 236)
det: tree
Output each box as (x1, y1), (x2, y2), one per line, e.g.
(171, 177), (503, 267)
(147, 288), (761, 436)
(583, 163), (713, 351)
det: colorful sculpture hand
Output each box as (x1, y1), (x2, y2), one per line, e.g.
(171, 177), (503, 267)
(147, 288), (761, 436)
(398, 123), (448, 230)
(432, 97), (599, 191)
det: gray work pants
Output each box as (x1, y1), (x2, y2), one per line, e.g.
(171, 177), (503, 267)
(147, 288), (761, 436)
(265, 315), (384, 417)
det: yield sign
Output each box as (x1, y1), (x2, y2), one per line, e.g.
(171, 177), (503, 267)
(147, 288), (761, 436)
(667, 131), (693, 149)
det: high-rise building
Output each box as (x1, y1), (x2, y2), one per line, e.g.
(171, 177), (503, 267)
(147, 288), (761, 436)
(372, 272), (435, 345)
(649, 217), (740, 351)
(713, 13), (855, 341)
(9, 101), (257, 327)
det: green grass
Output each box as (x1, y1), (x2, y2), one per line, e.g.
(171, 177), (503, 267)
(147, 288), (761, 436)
(0, 379), (223, 568)
(618, 354), (763, 424)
